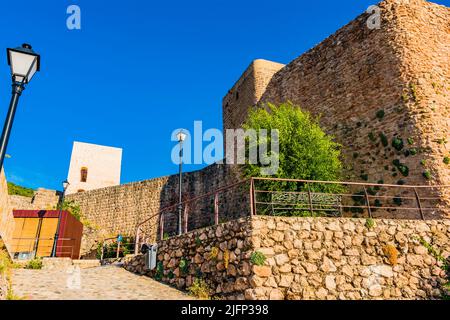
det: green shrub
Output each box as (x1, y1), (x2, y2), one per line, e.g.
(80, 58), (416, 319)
(379, 133), (388, 147)
(179, 258), (189, 274)
(365, 218), (376, 229)
(392, 159), (409, 177)
(376, 109), (385, 120)
(188, 278), (212, 300)
(423, 171), (432, 180)
(242, 102), (344, 216)
(250, 251), (267, 266)
(368, 131), (377, 142)
(407, 138), (414, 145)
(25, 258), (42, 270)
(7, 182), (34, 197)
(59, 200), (82, 221)
(195, 235), (202, 247)
(154, 261), (164, 281)
(392, 137), (404, 151)
(444, 157), (450, 165)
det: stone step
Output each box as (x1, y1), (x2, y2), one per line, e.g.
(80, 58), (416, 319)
(73, 259), (101, 269)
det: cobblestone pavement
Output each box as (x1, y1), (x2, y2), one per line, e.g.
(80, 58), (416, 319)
(11, 265), (193, 300)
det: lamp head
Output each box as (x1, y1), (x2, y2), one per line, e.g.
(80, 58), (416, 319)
(7, 43), (41, 84)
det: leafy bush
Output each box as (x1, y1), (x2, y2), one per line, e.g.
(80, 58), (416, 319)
(250, 251), (267, 266)
(59, 200), (82, 221)
(179, 258), (189, 275)
(444, 157), (450, 165)
(242, 102), (344, 216)
(392, 137), (404, 151)
(188, 278), (212, 300)
(423, 171), (432, 180)
(25, 258), (42, 270)
(7, 182), (34, 197)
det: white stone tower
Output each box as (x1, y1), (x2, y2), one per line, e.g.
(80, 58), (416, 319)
(66, 141), (122, 194)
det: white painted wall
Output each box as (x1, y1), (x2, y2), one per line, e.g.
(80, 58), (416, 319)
(66, 141), (122, 195)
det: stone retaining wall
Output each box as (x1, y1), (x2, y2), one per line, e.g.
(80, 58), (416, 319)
(0, 169), (14, 254)
(124, 216), (449, 300)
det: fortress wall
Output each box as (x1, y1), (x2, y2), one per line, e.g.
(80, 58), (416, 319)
(258, 0), (449, 190)
(223, 59), (285, 132)
(0, 170), (14, 254)
(67, 164), (244, 251)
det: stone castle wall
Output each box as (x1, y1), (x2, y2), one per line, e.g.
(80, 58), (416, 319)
(67, 164), (245, 254)
(9, 188), (60, 211)
(0, 170), (14, 254)
(124, 215), (449, 300)
(224, 0), (450, 212)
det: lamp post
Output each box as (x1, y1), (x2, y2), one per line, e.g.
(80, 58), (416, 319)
(176, 130), (187, 235)
(51, 180), (70, 258)
(0, 44), (40, 171)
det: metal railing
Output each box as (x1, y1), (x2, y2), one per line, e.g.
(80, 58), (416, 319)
(135, 179), (250, 252)
(10, 237), (76, 259)
(100, 237), (135, 260)
(135, 177), (449, 251)
(251, 177), (450, 220)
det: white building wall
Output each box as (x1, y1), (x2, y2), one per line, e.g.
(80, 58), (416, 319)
(66, 141), (122, 195)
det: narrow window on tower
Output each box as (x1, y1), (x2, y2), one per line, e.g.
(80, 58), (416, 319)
(80, 167), (88, 182)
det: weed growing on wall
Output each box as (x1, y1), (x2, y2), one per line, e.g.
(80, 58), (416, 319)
(188, 278), (212, 300)
(250, 251), (267, 266)
(25, 258), (42, 270)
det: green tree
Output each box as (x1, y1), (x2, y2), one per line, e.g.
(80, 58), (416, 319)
(242, 102), (344, 215)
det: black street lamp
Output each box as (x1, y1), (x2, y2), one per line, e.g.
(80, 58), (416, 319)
(0, 44), (40, 171)
(176, 130), (187, 235)
(51, 180), (70, 257)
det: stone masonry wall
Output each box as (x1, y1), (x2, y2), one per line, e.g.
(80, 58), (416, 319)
(9, 188), (60, 211)
(0, 169), (14, 254)
(67, 164), (245, 256)
(224, 0), (450, 214)
(124, 215), (449, 300)
(124, 218), (254, 299)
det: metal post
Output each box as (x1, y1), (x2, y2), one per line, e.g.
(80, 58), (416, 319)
(183, 203), (189, 233)
(413, 187), (425, 220)
(0, 83), (23, 170)
(178, 140), (183, 235)
(363, 186), (373, 219)
(101, 242), (105, 260)
(134, 227), (140, 255)
(51, 190), (66, 257)
(214, 193), (219, 225)
(160, 214), (164, 241)
(307, 184), (314, 215)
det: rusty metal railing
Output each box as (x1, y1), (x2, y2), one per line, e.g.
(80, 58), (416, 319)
(250, 177), (450, 220)
(100, 237), (135, 260)
(10, 237), (76, 259)
(134, 177), (449, 252)
(135, 179), (251, 253)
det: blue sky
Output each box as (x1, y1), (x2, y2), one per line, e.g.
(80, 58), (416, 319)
(0, 0), (448, 191)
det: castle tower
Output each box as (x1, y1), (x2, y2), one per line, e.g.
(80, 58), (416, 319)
(66, 141), (122, 195)
(222, 59), (285, 132)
